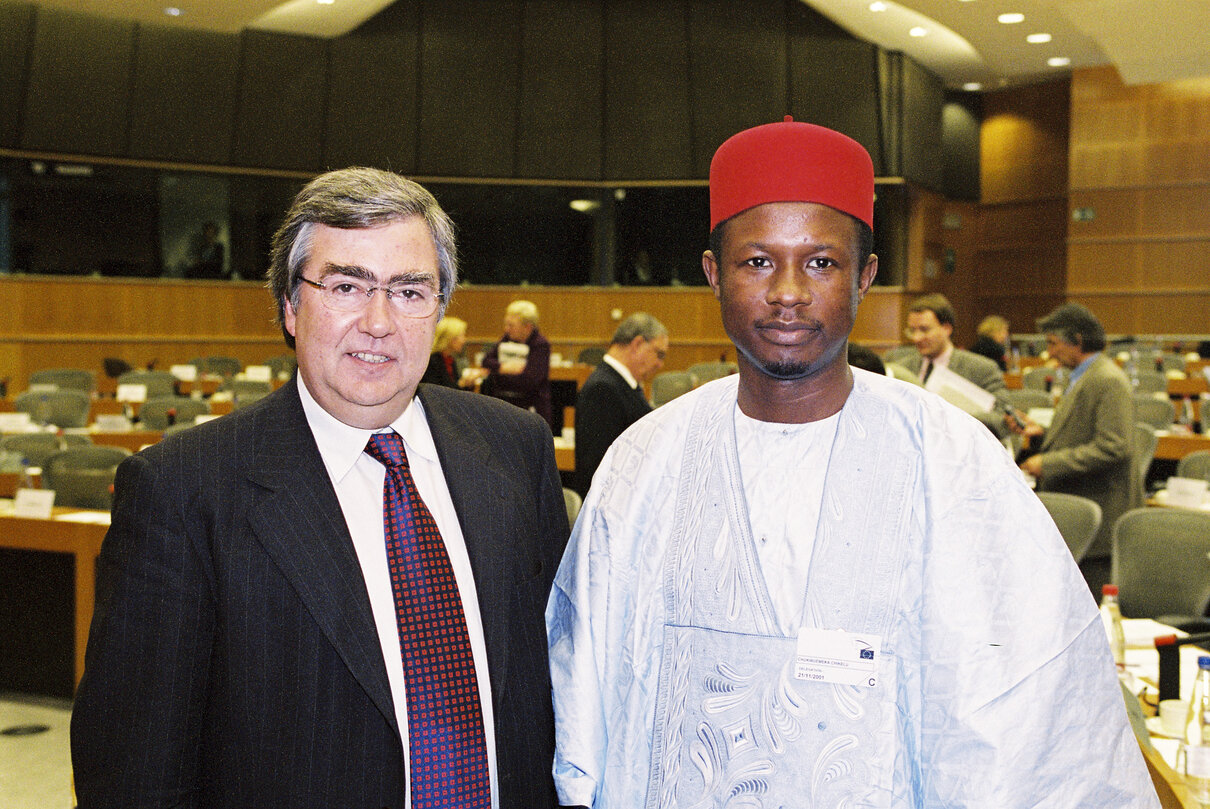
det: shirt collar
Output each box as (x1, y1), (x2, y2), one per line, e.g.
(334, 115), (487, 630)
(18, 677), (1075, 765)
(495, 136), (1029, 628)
(932, 343), (954, 368)
(602, 353), (639, 389)
(1068, 352), (1099, 387)
(297, 373), (437, 483)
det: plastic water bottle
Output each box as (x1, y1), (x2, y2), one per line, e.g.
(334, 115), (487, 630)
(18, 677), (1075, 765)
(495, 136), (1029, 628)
(1184, 656), (1210, 803)
(1099, 584), (1126, 674)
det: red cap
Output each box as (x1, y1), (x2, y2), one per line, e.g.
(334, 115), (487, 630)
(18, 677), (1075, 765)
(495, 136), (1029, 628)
(709, 116), (874, 231)
(1102, 584), (1119, 595)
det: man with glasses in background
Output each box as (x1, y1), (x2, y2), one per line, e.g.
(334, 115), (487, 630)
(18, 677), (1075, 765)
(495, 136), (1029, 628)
(72, 167), (568, 809)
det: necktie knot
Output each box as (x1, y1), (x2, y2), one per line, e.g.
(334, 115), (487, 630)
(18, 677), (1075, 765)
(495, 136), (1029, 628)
(366, 431), (407, 469)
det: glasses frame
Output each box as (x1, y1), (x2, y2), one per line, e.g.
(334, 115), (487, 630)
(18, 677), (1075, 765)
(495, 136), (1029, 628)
(297, 275), (445, 319)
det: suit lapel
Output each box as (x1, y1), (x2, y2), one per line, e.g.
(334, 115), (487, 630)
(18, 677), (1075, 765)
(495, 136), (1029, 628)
(418, 386), (518, 698)
(243, 381), (398, 735)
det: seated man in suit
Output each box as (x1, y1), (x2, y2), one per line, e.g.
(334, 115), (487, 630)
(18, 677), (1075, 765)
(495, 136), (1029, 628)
(1016, 303), (1139, 595)
(572, 312), (668, 496)
(899, 293), (1010, 437)
(72, 167), (568, 809)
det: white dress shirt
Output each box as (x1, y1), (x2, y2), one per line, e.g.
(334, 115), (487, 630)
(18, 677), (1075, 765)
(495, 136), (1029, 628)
(296, 375), (498, 809)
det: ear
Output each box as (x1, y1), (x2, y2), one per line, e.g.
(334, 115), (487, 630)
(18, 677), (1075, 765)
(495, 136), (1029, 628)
(857, 254), (878, 300)
(702, 250), (721, 300)
(283, 297), (299, 339)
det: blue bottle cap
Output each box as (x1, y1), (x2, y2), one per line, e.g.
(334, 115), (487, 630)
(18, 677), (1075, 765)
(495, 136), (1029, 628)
(1200, 655), (1210, 669)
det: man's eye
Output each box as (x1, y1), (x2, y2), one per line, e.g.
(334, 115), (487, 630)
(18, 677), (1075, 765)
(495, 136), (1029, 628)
(808, 258), (837, 270)
(389, 287), (425, 300)
(331, 282), (362, 295)
(744, 256), (772, 268)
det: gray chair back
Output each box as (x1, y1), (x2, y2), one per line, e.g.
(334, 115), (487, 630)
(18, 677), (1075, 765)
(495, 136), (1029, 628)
(562, 487), (583, 529)
(117, 370), (178, 399)
(265, 353), (297, 379)
(1036, 491), (1102, 563)
(651, 371), (696, 407)
(41, 445), (131, 510)
(14, 389), (91, 428)
(227, 379), (272, 403)
(1112, 507), (1210, 624)
(1, 432), (65, 467)
(192, 355), (242, 378)
(1133, 394), (1175, 430)
(1003, 388), (1054, 411)
(29, 368), (96, 393)
(1135, 422), (1159, 496)
(139, 396), (211, 430)
(1131, 370), (1168, 395)
(687, 361), (738, 385)
(1177, 450), (1210, 483)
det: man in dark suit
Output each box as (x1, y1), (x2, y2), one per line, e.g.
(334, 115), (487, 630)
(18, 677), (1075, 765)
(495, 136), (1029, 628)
(897, 293), (1011, 437)
(1017, 303), (1139, 594)
(71, 168), (568, 809)
(571, 313), (667, 496)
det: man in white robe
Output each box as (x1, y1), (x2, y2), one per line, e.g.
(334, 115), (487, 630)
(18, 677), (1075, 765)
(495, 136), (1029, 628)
(546, 119), (1159, 808)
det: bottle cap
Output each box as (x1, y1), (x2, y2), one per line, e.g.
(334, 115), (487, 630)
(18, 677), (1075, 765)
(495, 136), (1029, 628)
(1102, 584), (1119, 596)
(1200, 655), (1210, 669)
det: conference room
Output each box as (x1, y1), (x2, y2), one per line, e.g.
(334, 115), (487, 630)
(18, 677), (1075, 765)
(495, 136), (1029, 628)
(2, 0), (1210, 805)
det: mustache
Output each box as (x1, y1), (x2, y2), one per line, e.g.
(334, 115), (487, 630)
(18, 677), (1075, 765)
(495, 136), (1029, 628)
(754, 317), (825, 331)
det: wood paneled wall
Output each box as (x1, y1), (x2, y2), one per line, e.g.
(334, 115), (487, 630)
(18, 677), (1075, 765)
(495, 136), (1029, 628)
(972, 78), (1070, 336)
(1068, 66), (1210, 336)
(0, 276), (909, 391)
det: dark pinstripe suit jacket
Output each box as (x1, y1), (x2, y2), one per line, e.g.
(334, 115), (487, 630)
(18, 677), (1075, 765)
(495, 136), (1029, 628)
(71, 378), (567, 809)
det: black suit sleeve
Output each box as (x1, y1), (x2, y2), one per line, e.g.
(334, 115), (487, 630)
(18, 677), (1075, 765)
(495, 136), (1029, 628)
(72, 452), (214, 809)
(573, 379), (634, 496)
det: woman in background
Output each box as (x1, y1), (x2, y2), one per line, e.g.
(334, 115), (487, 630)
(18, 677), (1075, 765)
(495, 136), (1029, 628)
(971, 314), (1011, 371)
(423, 316), (469, 388)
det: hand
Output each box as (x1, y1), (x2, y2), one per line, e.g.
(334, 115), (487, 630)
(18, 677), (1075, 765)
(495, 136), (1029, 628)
(1020, 454), (1043, 478)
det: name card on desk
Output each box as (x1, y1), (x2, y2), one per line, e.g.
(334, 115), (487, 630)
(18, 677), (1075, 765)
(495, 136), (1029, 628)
(116, 383), (148, 403)
(170, 364), (198, 382)
(243, 365), (272, 382)
(14, 487), (55, 518)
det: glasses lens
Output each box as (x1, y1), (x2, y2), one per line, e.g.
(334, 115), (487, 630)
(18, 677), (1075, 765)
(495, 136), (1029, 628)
(316, 277), (439, 318)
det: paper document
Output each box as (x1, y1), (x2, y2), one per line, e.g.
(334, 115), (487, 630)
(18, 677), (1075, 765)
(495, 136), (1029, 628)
(923, 365), (996, 416)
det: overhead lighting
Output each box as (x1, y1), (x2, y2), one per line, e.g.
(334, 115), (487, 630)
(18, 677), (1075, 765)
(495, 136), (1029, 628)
(1048, 56), (1071, 67)
(909, 26), (928, 37)
(963, 82), (982, 91)
(569, 199), (600, 213)
(869, 1), (887, 11)
(164, 6), (182, 16)
(317, 0), (334, 4)
(997, 13), (1025, 24)
(1026, 33), (1051, 44)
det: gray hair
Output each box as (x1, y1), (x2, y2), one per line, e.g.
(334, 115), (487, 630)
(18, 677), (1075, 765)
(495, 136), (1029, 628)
(610, 312), (667, 345)
(1037, 303), (1106, 353)
(266, 167), (458, 348)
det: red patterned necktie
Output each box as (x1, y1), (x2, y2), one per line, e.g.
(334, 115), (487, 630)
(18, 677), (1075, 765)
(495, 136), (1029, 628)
(365, 431), (491, 809)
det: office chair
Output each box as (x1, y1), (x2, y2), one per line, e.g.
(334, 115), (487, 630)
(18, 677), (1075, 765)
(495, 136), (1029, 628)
(650, 371), (696, 407)
(264, 353), (297, 379)
(1036, 491), (1102, 563)
(1177, 450), (1210, 484)
(13, 389), (91, 428)
(227, 379), (272, 403)
(117, 369), (178, 399)
(138, 396), (211, 430)
(1003, 388), (1054, 412)
(1112, 507), (1210, 631)
(29, 368), (96, 393)
(576, 347), (606, 366)
(1021, 366), (1058, 392)
(687, 361), (738, 385)
(1, 433), (65, 467)
(41, 445), (131, 510)
(1131, 370), (1168, 396)
(1133, 394), (1176, 431)
(192, 355), (242, 378)
(562, 487), (583, 529)
(1135, 422), (1159, 496)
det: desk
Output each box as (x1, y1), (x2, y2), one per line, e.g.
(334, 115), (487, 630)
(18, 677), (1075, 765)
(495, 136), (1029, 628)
(554, 441), (573, 473)
(1156, 433), (1210, 462)
(0, 470), (42, 497)
(87, 429), (162, 453)
(0, 508), (109, 694)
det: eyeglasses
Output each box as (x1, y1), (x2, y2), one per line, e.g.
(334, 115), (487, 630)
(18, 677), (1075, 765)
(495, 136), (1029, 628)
(298, 275), (444, 318)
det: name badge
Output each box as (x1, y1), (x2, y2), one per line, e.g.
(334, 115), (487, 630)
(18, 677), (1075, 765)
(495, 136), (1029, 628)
(794, 627), (881, 688)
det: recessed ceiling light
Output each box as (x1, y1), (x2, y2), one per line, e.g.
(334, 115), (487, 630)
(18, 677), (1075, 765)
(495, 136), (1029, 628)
(963, 82), (983, 91)
(569, 199), (600, 213)
(1026, 33), (1051, 44)
(869, 1), (887, 11)
(317, 0), (335, 4)
(909, 26), (928, 37)
(164, 6), (183, 16)
(998, 13), (1025, 24)
(1048, 56), (1071, 67)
